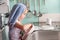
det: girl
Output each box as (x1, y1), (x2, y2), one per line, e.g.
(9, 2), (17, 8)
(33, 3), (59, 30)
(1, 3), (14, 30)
(8, 3), (32, 40)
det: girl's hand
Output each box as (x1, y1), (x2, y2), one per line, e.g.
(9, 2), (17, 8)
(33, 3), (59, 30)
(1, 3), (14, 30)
(22, 24), (33, 40)
(24, 24), (33, 32)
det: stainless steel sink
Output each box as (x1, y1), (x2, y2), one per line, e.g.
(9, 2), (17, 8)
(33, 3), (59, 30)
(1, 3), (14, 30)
(26, 30), (59, 40)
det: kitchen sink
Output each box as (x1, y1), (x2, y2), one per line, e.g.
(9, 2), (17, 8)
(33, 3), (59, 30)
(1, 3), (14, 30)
(26, 30), (60, 40)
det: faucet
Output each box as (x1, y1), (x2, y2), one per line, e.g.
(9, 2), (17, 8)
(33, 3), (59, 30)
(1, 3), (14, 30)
(46, 18), (52, 26)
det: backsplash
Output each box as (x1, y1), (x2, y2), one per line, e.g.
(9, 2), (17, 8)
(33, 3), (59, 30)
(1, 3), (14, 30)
(39, 14), (60, 22)
(39, 14), (60, 26)
(39, 22), (60, 26)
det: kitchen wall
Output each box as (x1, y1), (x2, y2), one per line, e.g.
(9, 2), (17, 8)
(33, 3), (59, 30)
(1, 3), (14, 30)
(42, 0), (60, 13)
(9, 0), (18, 10)
(39, 14), (60, 26)
(39, 14), (60, 22)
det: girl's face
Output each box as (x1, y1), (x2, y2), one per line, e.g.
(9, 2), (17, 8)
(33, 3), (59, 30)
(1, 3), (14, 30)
(18, 8), (28, 21)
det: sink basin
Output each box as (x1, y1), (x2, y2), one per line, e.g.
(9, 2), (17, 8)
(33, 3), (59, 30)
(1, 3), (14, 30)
(25, 25), (60, 40)
(26, 30), (59, 40)
(28, 25), (55, 34)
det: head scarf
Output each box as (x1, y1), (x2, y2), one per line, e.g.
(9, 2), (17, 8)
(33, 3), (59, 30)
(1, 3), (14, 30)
(8, 3), (27, 28)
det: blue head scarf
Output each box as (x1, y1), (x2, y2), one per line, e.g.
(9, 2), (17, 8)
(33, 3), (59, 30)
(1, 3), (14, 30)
(8, 3), (27, 28)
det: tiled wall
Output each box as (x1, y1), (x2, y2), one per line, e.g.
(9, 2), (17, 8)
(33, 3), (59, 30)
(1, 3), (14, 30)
(39, 14), (60, 26)
(39, 14), (60, 22)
